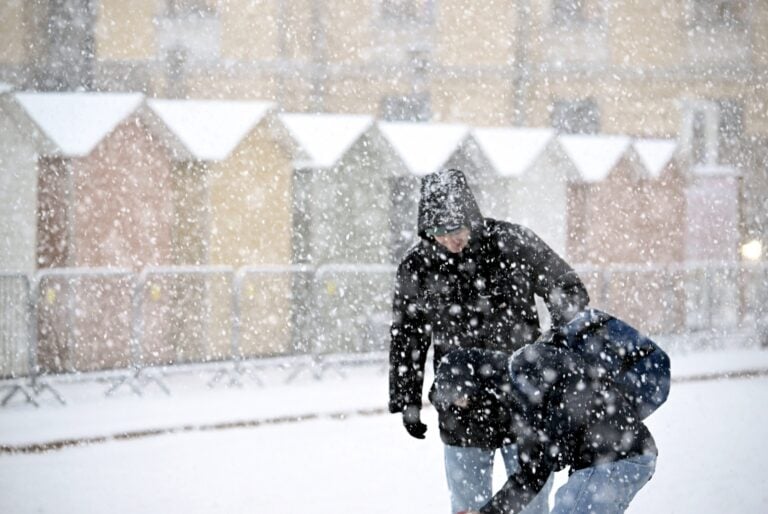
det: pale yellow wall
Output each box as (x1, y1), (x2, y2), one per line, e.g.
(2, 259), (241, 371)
(219, 0), (316, 60)
(96, 0), (157, 60)
(209, 123), (293, 266)
(431, 76), (513, 125)
(436, 0), (514, 67)
(0, 1), (29, 64)
(322, 76), (405, 114)
(607, 0), (686, 67)
(220, 0), (280, 60)
(324, 0), (375, 64)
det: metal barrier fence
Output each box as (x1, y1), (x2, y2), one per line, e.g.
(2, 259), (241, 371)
(1, 261), (766, 405)
(578, 262), (768, 344)
(0, 273), (30, 379)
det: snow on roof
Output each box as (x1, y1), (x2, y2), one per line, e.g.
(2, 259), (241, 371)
(377, 121), (469, 176)
(147, 99), (275, 161)
(14, 92), (144, 157)
(633, 139), (678, 177)
(558, 134), (632, 182)
(471, 127), (555, 177)
(0, 82), (13, 94)
(279, 113), (374, 169)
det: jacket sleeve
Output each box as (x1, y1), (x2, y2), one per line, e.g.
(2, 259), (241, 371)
(479, 432), (554, 514)
(388, 256), (431, 413)
(515, 226), (590, 328)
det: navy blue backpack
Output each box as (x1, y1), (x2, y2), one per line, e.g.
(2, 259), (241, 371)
(553, 308), (671, 420)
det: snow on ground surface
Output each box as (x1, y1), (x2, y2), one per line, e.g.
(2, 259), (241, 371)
(1, 347), (768, 513)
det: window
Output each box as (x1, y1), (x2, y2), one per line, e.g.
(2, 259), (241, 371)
(551, 98), (600, 134)
(551, 0), (604, 27)
(379, 0), (434, 25)
(380, 93), (431, 122)
(691, 0), (747, 28)
(683, 99), (743, 166)
(157, 0), (220, 64)
(552, 0), (586, 26)
(716, 99), (744, 165)
(166, 0), (216, 17)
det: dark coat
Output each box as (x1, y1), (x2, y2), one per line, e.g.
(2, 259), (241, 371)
(388, 169), (590, 448)
(432, 342), (659, 514)
(457, 340), (659, 514)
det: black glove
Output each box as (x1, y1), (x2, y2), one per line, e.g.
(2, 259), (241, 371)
(402, 405), (427, 439)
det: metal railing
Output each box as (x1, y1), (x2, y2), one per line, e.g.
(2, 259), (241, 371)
(1, 261), (766, 407)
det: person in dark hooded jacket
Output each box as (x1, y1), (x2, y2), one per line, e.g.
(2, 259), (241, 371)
(388, 168), (590, 513)
(432, 332), (659, 514)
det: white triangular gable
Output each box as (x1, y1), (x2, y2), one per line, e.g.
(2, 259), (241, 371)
(558, 134), (631, 183)
(279, 113), (374, 169)
(633, 139), (678, 178)
(378, 121), (469, 176)
(147, 99), (274, 161)
(14, 92), (144, 157)
(472, 127), (555, 177)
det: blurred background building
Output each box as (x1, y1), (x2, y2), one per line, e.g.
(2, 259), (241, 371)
(1, 0), (765, 252)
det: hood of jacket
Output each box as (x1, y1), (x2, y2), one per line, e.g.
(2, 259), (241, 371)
(417, 168), (484, 240)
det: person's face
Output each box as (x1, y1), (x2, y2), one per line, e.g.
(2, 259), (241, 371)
(434, 227), (470, 253)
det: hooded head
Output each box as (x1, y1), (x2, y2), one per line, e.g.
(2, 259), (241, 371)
(417, 169), (483, 240)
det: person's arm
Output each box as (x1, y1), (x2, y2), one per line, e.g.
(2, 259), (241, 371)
(388, 256), (430, 417)
(479, 439), (554, 514)
(515, 226), (589, 327)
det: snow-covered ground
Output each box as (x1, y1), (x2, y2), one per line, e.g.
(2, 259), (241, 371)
(1, 348), (768, 513)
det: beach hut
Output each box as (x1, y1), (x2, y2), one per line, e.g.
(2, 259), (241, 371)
(681, 163), (742, 334)
(377, 121), (471, 260)
(147, 99), (299, 359)
(15, 92), (174, 270)
(279, 113), (400, 355)
(280, 113), (395, 265)
(471, 127), (574, 256)
(0, 86), (42, 273)
(0, 84), (40, 379)
(684, 165), (741, 264)
(633, 139), (686, 264)
(561, 134), (690, 334)
(11, 91), (174, 373)
(559, 134), (636, 266)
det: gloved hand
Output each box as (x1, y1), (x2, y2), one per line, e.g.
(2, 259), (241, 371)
(402, 404), (427, 439)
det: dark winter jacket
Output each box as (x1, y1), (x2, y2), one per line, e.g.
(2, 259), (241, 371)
(388, 169), (590, 448)
(440, 340), (659, 514)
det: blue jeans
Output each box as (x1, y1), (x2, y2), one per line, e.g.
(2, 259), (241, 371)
(551, 454), (657, 514)
(444, 443), (553, 514)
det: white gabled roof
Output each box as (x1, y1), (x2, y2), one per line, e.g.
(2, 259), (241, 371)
(279, 113), (374, 169)
(14, 92), (144, 157)
(377, 121), (469, 176)
(558, 134), (632, 183)
(633, 139), (678, 178)
(472, 127), (555, 177)
(147, 99), (275, 161)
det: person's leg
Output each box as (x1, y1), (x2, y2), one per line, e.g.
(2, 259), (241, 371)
(444, 444), (495, 514)
(551, 454), (657, 514)
(499, 444), (552, 514)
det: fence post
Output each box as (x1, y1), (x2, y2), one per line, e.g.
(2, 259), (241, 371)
(104, 267), (170, 397)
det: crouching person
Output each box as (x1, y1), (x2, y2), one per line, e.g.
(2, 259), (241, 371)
(430, 350), (553, 514)
(434, 309), (669, 514)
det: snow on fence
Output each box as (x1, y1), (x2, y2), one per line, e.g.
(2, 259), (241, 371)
(0, 262), (766, 402)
